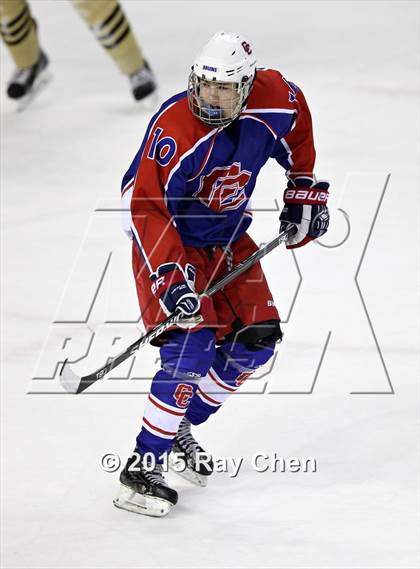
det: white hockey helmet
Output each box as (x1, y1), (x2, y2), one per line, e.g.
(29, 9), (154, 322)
(188, 31), (257, 127)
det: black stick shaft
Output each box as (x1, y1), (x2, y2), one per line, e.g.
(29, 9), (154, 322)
(62, 226), (293, 393)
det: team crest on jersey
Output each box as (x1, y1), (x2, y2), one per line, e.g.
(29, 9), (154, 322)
(194, 162), (252, 212)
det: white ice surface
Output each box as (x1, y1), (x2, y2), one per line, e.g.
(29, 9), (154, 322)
(1, 2), (419, 568)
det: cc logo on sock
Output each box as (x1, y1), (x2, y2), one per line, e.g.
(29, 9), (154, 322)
(174, 384), (194, 408)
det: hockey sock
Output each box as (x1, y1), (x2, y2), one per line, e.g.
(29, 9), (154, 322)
(136, 328), (216, 460)
(0, 0), (40, 68)
(72, 0), (145, 75)
(186, 341), (275, 425)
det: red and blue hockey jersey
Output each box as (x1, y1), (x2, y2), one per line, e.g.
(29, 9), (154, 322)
(121, 68), (316, 274)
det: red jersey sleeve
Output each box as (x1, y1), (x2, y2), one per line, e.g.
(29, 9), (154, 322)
(130, 97), (212, 275)
(282, 85), (316, 178)
(246, 69), (317, 179)
(131, 138), (186, 275)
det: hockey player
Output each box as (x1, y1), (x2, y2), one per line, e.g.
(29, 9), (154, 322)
(0, 0), (155, 103)
(115, 31), (329, 517)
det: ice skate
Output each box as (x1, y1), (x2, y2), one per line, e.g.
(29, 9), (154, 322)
(129, 60), (156, 102)
(169, 418), (213, 487)
(6, 51), (51, 111)
(113, 450), (178, 517)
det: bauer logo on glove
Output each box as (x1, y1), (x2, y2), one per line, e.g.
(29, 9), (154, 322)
(279, 176), (330, 249)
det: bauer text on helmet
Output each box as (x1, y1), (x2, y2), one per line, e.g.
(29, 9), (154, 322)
(188, 32), (257, 127)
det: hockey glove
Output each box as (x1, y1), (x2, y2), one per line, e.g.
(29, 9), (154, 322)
(280, 177), (330, 249)
(150, 262), (202, 329)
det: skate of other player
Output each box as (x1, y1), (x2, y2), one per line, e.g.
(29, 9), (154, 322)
(0, 0), (156, 106)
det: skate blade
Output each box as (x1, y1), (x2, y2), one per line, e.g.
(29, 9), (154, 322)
(16, 70), (52, 112)
(137, 89), (159, 112)
(113, 484), (173, 517)
(168, 453), (209, 487)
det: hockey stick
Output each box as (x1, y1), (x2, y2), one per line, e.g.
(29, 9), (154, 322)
(59, 225), (295, 394)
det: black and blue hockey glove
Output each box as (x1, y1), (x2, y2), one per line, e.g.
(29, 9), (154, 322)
(280, 177), (330, 249)
(150, 262), (201, 328)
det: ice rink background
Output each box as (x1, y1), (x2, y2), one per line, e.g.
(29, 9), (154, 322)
(1, 1), (419, 568)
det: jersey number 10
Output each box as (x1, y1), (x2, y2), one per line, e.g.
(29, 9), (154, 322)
(147, 127), (177, 167)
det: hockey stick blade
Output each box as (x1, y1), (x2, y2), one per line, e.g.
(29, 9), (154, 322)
(60, 357), (115, 394)
(59, 226), (294, 393)
(59, 310), (194, 394)
(59, 359), (82, 394)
